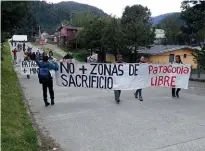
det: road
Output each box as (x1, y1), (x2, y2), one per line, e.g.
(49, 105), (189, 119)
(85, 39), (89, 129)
(13, 43), (205, 151)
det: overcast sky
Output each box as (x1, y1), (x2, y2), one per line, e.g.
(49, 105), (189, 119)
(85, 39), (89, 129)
(45, 0), (183, 17)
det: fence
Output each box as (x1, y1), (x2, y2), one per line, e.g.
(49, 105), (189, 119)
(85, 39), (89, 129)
(190, 68), (205, 81)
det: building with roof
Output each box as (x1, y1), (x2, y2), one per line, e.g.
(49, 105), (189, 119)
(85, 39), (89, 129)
(56, 24), (78, 48)
(105, 45), (198, 68)
(138, 45), (198, 68)
(154, 29), (166, 45)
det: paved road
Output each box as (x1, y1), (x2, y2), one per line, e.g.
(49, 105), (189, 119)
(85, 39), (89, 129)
(12, 44), (205, 151)
(31, 43), (80, 63)
(33, 43), (67, 57)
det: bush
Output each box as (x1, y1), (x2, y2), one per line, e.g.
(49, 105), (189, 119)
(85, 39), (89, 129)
(72, 50), (89, 62)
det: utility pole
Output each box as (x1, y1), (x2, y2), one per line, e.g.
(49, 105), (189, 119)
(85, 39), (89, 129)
(39, 26), (41, 39)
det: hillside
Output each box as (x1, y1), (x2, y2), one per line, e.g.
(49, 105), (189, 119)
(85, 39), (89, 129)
(152, 12), (180, 24)
(29, 1), (108, 29)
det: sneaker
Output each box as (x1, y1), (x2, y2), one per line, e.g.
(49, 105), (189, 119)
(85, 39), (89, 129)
(176, 94), (179, 98)
(172, 95), (176, 98)
(115, 99), (120, 104)
(134, 93), (138, 98)
(45, 102), (50, 107)
(139, 96), (143, 101)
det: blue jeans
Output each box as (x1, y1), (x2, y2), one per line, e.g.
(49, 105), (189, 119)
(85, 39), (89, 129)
(135, 89), (142, 97)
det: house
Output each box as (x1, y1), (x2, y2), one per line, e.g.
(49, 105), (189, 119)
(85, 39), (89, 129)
(138, 45), (198, 68)
(105, 45), (198, 68)
(154, 29), (166, 45)
(56, 24), (78, 47)
(35, 29), (56, 43)
(41, 29), (56, 43)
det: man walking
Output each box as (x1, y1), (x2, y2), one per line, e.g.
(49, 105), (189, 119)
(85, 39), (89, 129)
(36, 55), (59, 107)
(114, 53), (124, 104)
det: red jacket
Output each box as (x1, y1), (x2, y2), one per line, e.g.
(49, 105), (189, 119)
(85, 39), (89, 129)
(12, 49), (17, 55)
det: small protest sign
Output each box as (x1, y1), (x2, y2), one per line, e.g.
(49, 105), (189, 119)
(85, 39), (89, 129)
(20, 60), (39, 75)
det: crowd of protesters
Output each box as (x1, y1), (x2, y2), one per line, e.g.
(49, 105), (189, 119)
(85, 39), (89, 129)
(11, 41), (183, 107)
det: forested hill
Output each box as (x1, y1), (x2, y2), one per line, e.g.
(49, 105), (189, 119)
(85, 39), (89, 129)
(152, 12), (180, 24)
(29, 1), (108, 29)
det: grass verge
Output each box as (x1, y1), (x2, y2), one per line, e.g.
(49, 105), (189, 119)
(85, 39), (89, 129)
(43, 47), (63, 59)
(59, 46), (89, 61)
(31, 42), (41, 46)
(1, 42), (40, 151)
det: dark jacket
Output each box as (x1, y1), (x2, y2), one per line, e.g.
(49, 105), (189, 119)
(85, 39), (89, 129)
(35, 55), (59, 71)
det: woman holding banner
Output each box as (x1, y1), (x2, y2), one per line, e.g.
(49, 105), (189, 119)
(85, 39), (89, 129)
(172, 55), (182, 98)
(134, 56), (145, 101)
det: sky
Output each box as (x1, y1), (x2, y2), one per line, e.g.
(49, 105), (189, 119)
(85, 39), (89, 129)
(45, 0), (183, 17)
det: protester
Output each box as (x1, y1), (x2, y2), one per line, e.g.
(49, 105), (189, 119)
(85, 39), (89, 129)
(27, 46), (33, 53)
(48, 50), (54, 61)
(17, 43), (21, 51)
(172, 55), (183, 98)
(12, 48), (17, 64)
(63, 53), (73, 59)
(134, 56), (145, 101)
(31, 52), (36, 61)
(36, 49), (40, 55)
(114, 53), (124, 104)
(10, 40), (13, 46)
(24, 52), (31, 79)
(23, 42), (26, 52)
(35, 55), (59, 107)
(42, 51), (47, 57)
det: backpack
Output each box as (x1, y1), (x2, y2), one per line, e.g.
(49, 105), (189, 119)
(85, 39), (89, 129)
(38, 68), (52, 84)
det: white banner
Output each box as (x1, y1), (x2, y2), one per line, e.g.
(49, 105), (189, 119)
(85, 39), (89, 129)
(55, 62), (191, 90)
(20, 60), (39, 75)
(12, 35), (27, 41)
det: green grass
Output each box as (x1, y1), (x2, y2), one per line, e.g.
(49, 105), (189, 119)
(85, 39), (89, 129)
(31, 42), (40, 46)
(59, 46), (67, 52)
(59, 46), (89, 61)
(59, 46), (83, 53)
(1, 42), (40, 151)
(43, 47), (63, 59)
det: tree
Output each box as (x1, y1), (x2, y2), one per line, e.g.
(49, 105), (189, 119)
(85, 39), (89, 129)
(101, 17), (124, 54)
(27, 1), (107, 29)
(181, 1), (205, 69)
(77, 17), (106, 50)
(180, 1), (205, 44)
(61, 20), (70, 25)
(121, 5), (155, 62)
(159, 13), (185, 45)
(1, 1), (29, 42)
(15, 10), (38, 41)
(70, 11), (99, 27)
(193, 46), (205, 70)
